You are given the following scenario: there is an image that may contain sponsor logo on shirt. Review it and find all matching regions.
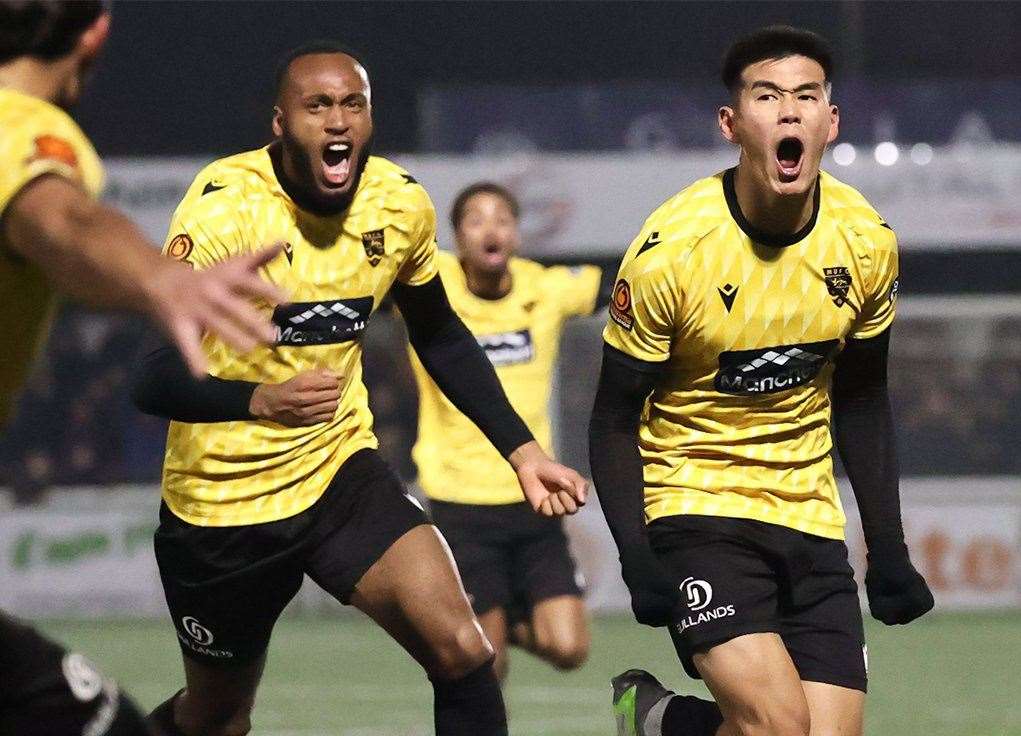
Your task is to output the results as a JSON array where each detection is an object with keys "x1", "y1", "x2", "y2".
[
  {"x1": 477, "y1": 329, "x2": 534, "y2": 366},
  {"x1": 715, "y1": 339, "x2": 839, "y2": 395},
  {"x1": 272, "y1": 296, "x2": 373, "y2": 345}
]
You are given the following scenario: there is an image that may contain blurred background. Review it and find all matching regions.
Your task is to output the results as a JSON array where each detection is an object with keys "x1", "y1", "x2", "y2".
[{"x1": 2, "y1": 2, "x2": 1019, "y2": 734}]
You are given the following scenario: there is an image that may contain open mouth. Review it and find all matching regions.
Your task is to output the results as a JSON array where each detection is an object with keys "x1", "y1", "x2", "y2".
[
  {"x1": 322, "y1": 141, "x2": 352, "y2": 187},
  {"x1": 481, "y1": 242, "x2": 508, "y2": 265},
  {"x1": 776, "y1": 137, "x2": 804, "y2": 183}
]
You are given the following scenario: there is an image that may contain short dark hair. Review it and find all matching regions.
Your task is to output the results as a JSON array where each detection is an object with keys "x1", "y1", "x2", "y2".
[
  {"x1": 274, "y1": 40, "x2": 369, "y2": 98},
  {"x1": 721, "y1": 25, "x2": 833, "y2": 92},
  {"x1": 450, "y1": 182, "x2": 520, "y2": 230},
  {"x1": 0, "y1": 0, "x2": 106, "y2": 64}
]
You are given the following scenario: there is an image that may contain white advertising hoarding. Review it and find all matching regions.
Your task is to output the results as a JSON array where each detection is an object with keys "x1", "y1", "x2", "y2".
[
  {"x1": 104, "y1": 147, "x2": 1021, "y2": 257},
  {"x1": 1, "y1": 479, "x2": 1017, "y2": 617}
]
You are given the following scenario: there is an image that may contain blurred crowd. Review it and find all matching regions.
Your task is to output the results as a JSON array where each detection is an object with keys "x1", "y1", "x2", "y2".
[{"x1": 2, "y1": 304, "x2": 1018, "y2": 505}]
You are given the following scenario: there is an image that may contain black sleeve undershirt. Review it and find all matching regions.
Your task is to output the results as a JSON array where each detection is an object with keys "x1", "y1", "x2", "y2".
[
  {"x1": 593, "y1": 261, "x2": 621, "y2": 313},
  {"x1": 587, "y1": 343, "x2": 664, "y2": 554},
  {"x1": 392, "y1": 274, "x2": 534, "y2": 458},
  {"x1": 131, "y1": 341, "x2": 258, "y2": 423},
  {"x1": 831, "y1": 327, "x2": 905, "y2": 551}
]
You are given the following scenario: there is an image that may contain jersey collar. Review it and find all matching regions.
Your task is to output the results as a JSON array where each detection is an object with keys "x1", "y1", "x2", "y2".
[{"x1": 723, "y1": 167, "x2": 821, "y2": 248}]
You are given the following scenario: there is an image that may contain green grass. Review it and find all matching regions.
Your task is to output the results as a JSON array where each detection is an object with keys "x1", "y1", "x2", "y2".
[{"x1": 38, "y1": 612, "x2": 1021, "y2": 736}]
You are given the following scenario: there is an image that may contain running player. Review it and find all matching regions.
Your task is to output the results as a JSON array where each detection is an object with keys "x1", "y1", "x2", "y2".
[
  {"x1": 0, "y1": 3, "x2": 284, "y2": 734},
  {"x1": 588, "y1": 26, "x2": 934, "y2": 736},
  {"x1": 131, "y1": 44, "x2": 587, "y2": 736},
  {"x1": 411, "y1": 182, "x2": 610, "y2": 681}
]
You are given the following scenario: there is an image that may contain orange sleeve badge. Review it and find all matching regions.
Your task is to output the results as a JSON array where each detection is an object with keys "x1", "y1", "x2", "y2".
[
  {"x1": 166, "y1": 233, "x2": 194, "y2": 261},
  {"x1": 609, "y1": 278, "x2": 634, "y2": 330},
  {"x1": 29, "y1": 135, "x2": 79, "y2": 169}
]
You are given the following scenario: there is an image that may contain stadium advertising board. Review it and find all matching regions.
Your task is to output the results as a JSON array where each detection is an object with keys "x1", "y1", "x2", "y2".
[{"x1": 1, "y1": 480, "x2": 1016, "y2": 616}]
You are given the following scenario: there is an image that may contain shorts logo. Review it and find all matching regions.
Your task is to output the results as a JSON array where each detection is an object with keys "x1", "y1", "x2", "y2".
[
  {"x1": 361, "y1": 229, "x2": 385, "y2": 266},
  {"x1": 609, "y1": 279, "x2": 634, "y2": 331},
  {"x1": 182, "y1": 616, "x2": 214, "y2": 645},
  {"x1": 61, "y1": 653, "x2": 104, "y2": 702},
  {"x1": 676, "y1": 580, "x2": 736, "y2": 633},
  {"x1": 889, "y1": 277, "x2": 899, "y2": 304},
  {"x1": 824, "y1": 266, "x2": 853, "y2": 307},
  {"x1": 681, "y1": 577, "x2": 713, "y2": 611},
  {"x1": 166, "y1": 234, "x2": 194, "y2": 262}
]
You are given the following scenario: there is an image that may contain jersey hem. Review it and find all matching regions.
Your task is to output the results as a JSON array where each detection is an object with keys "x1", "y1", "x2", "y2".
[
  {"x1": 161, "y1": 438, "x2": 378, "y2": 527},
  {"x1": 645, "y1": 503, "x2": 846, "y2": 541}
]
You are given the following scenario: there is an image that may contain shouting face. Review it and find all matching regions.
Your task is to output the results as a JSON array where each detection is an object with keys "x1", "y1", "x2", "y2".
[
  {"x1": 273, "y1": 52, "x2": 373, "y2": 213},
  {"x1": 719, "y1": 54, "x2": 838, "y2": 198},
  {"x1": 455, "y1": 191, "x2": 520, "y2": 276}
]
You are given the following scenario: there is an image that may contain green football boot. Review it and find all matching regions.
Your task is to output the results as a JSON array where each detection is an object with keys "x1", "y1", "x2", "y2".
[{"x1": 611, "y1": 668, "x2": 675, "y2": 736}]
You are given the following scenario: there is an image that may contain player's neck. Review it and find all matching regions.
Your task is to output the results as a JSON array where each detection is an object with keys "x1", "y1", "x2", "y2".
[
  {"x1": 0, "y1": 58, "x2": 70, "y2": 105},
  {"x1": 732, "y1": 162, "x2": 816, "y2": 238},
  {"x1": 462, "y1": 263, "x2": 512, "y2": 300}
]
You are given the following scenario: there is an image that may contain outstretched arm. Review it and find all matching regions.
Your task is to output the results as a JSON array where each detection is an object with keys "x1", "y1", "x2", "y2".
[
  {"x1": 392, "y1": 274, "x2": 587, "y2": 516},
  {"x1": 832, "y1": 328, "x2": 933, "y2": 624},
  {"x1": 3, "y1": 175, "x2": 285, "y2": 376},
  {"x1": 588, "y1": 343, "x2": 679, "y2": 626}
]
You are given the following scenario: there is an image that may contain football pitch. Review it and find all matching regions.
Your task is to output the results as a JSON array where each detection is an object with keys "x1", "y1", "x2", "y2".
[{"x1": 40, "y1": 612, "x2": 1020, "y2": 736}]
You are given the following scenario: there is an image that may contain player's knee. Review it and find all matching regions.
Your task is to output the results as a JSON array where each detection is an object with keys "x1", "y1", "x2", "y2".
[
  {"x1": 537, "y1": 633, "x2": 589, "y2": 671},
  {"x1": 732, "y1": 699, "x2": 810, "y2": 736},
  {"x1": 431, "y1": 619, "x2": 494, "y2": 680},
  {"x1": 179, "y1": 694, "x2": 255, "y2": 736}
]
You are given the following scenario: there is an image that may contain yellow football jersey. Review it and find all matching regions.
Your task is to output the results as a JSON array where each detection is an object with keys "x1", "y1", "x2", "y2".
[
  {"x1": 0, "y1": 89, "x2": 105, "y2": 426},
  {"x1": 412, "y1": 251, "x2": 600, "y2": 505},
  {"x1": 603, "y1": 168, "x2": 898, "y2": 540},
  {"x1": 160, "y1": 149, "x2": 438, "y2": 526}
]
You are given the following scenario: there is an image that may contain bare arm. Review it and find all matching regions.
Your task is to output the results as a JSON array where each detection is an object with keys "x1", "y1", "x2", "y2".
[{"x1": 3, "y1": 175, "x2": 286, "y2": 375}]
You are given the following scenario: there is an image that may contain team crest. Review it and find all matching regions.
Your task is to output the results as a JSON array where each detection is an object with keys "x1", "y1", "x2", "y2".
[
  {"x1": 824, "y1": 266, "x2": 852, "y2": 307},
  {"x1": 361, "y1": 229, "x2": 385, "y2": 266}
]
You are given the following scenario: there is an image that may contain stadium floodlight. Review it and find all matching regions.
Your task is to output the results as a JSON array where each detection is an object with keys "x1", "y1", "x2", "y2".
[
  {"x1": 832, "y1": 142, "x2": 856, "y2": 166},
  {"x1": 874, "y1": 142, "x2": 900, "y2": 166},
  {"x1": 910, "y1": 143, "x2": 934, "y2": 166}
]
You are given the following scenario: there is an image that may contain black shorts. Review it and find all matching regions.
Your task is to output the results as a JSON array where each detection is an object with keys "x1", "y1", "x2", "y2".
[
  {"x1": 429, "y1": 499, "x2": 583, "y2": 618},
  {"x1": 648, "y1": 515, "x2": 867, "y2": 692},
  {"x1": 0, "y1": 612, "x2": 149, "y2": 736},
  {"x1": 154, "y1": 449, "x2": 428, "y2": 666}
]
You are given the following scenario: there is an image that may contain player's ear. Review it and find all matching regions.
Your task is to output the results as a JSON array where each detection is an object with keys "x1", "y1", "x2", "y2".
[
  {"x1": 272, "y1": 106, "x2": 284, "y2": 137},
  {"x1": 77, "y1": 11, "x2": 111, "y2": 61},
  {"x1": 827, "y1": 104, "x2": 840, "y2": 144},
  {"x1": 718, "y1": 105, "x2": 739, "y2": 145}
]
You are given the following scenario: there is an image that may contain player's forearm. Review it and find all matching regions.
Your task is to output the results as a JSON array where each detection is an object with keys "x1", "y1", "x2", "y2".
[
  {"x1": 832, "y1": 329, "x2": 905, "y2": 547},
  {"x1": 393, "y1": 277, "x2": 534, "y2": 458},
  {"x1": 132, "y1": 343, "x2": 257, "y2": 423},
  {"x1": 588, "y1": 345, "x2": 660, "y2": 554},
  {"x1": 5, "y1": 177, "x2": 168, "y2": 312}
]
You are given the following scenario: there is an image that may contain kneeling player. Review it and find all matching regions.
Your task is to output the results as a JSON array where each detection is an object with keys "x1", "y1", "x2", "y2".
[
  {"x1": 589, "y1": 27, "x2": 933, "y2": 736},
  {"x1": 133, "y1": 45, "x2": 586, "y2": 736},
  {"x1": 411, "y1": 183, "x2": 611, "y2": 680}
]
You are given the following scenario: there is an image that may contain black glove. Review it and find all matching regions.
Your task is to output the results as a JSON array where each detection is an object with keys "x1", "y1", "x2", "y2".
[
  {"x1": 620, "y1": 545, "x2": 681, "y2": 627},
  {"x1": 864, "y1": 538, "x2": 934, "y2": 625}
]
